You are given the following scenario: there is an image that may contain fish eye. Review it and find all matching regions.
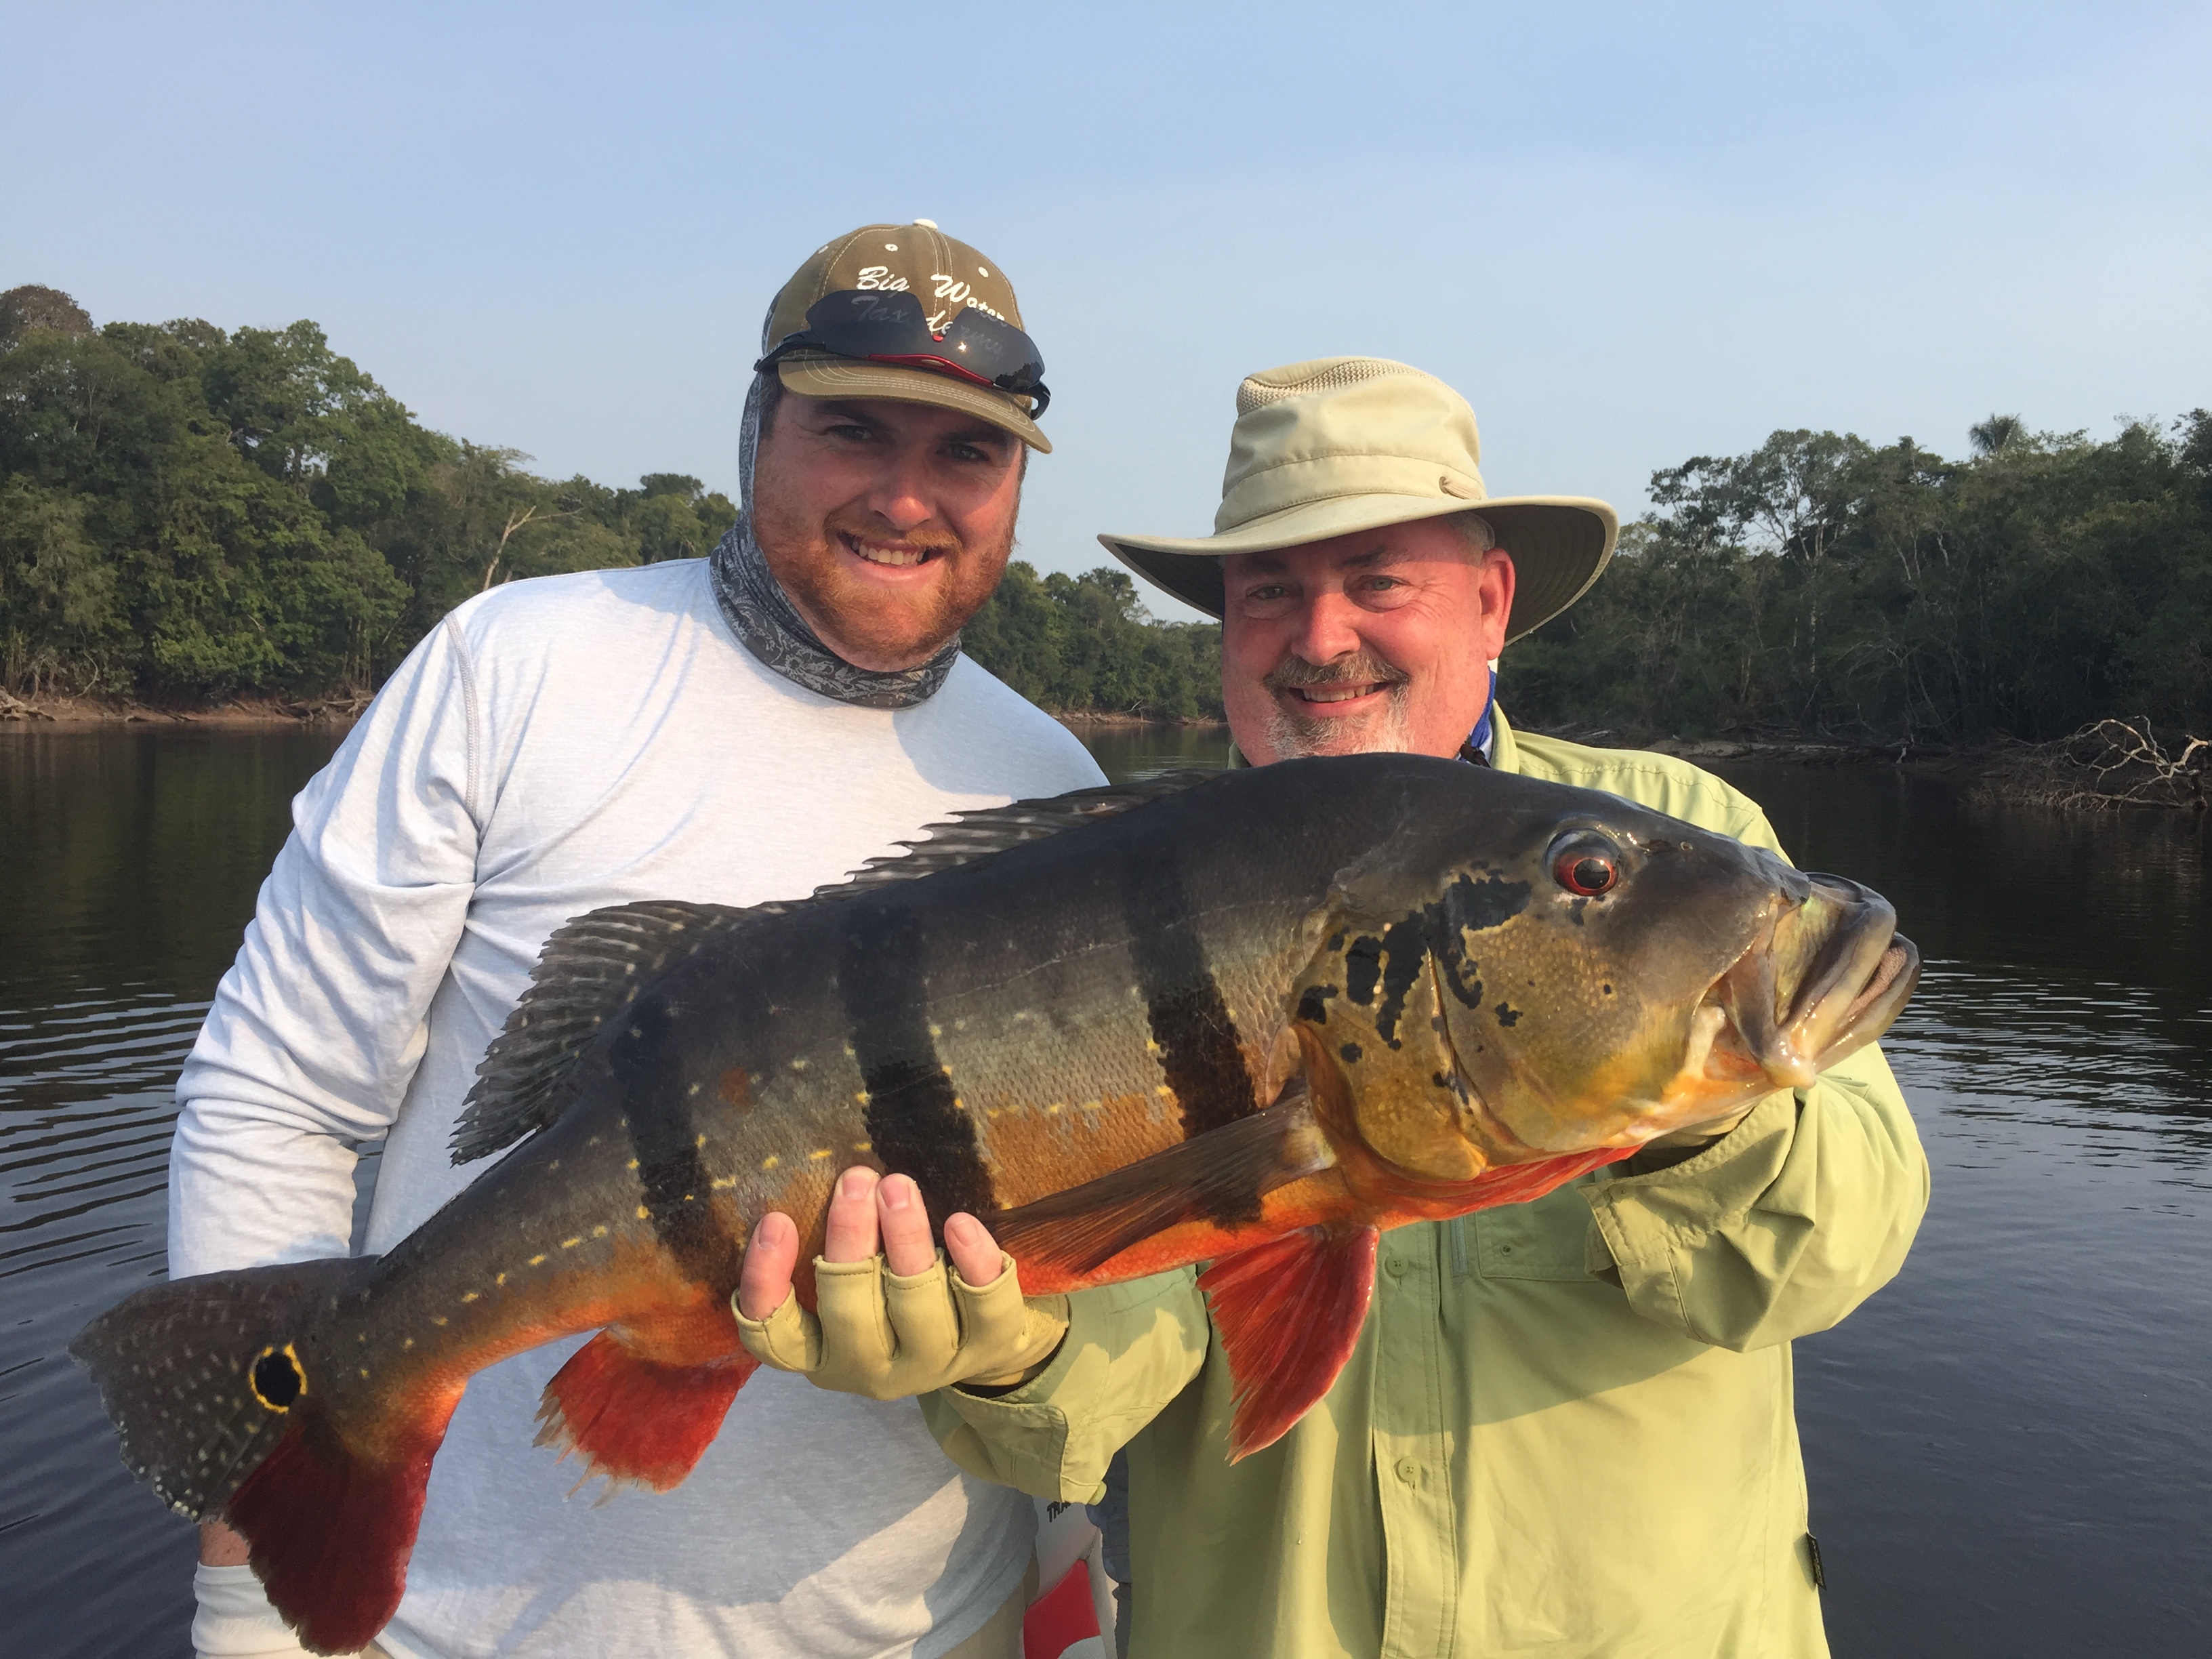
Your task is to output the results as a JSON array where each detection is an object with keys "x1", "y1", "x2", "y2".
[{"x1": 1550, "y1": 833, "x2": 1622, "y2": 897}]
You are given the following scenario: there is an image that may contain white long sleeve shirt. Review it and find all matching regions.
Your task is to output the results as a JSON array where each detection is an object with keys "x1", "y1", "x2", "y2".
[{"x1": 169, "y1": 559, "x2": 1107, "y2": 1659}]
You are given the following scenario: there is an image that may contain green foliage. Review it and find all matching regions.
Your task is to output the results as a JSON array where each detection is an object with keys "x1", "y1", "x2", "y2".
[
  {"x1": 0, "y1": 305, "x2": 743, "y2": 700},
  {"x1": 1509, "y1": 417, "x2": 2212, "y2": 742},
  {"x1": 16, "y1": 296, "x2": 2192, "y2": 739},
  {"x1": 964, "y1": 562, "x2": 1223, "y2": 719}
]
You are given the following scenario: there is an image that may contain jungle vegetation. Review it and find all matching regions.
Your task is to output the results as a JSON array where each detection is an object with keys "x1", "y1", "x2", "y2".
[{"x1": 4, "y1": 289, "x2": 2205, "y2": 738}]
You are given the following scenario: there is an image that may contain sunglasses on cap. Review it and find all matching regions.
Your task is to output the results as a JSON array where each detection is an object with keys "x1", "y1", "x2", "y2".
[{"x1": 754, "y1": 289, "x2": 1050, "y2": 417}]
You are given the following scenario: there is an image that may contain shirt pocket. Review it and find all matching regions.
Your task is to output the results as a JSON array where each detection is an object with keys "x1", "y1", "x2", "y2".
[{"x1": 1470, "y1": 1182, "x2": 1599, "y2": 1281}]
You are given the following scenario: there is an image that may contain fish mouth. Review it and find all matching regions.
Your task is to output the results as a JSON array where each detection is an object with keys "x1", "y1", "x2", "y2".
[{"x1": 1712, "y1": 875, "x2": 1920, "y2": 1090}]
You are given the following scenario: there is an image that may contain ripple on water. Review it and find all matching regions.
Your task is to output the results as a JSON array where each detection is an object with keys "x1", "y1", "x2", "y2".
[{"x1": 1, "y1": 987, "x2": 208, "y2": 1654}]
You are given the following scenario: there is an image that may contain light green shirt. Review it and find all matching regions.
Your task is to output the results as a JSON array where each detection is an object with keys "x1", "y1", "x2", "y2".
[{"x1": 924, "y1": 714, "x2": 1929, "y2": 1658}]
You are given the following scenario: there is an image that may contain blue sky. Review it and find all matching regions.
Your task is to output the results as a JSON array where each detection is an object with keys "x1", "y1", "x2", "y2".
[{"x1": 6, "y1": 2, "x2": 2208, "y2": 617}]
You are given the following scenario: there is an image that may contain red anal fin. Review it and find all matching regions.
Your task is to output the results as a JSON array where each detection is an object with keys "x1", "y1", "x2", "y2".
[
  {"x1": 990, "y1": 1077, "x2": 1328, "y2": 1286},
  {"x1": 1458, "y1": 1147, "x2": 1629, "y2": 1212},
  {"x1": 534, "y1": 1330, "x2": 758, "y2": 1496},
  {"x1": 1198, "y1": 1223, "x2": 1379, "y2": 1462},
  {"x1": 227, "y1": 1397, "x2": 453, "y2": 1656}
]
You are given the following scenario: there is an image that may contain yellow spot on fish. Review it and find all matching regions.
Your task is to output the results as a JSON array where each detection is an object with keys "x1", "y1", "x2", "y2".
[
  {"x1": 853, "y1": 1140, "x2": 872, "y2": 1151},
  {"x1": 562, "y1": 1236, "x2": 583, "y2": 1249},
  {"x1": 403, "y1": 1338, "x2": 414, "y2": 1351},
  {"x1": 432, "y1": 1316, "x2": 448, "y2": 1327},
  {"x1": 929, "y1": 1023, "x2": 943, "y2": 1038},
  {"x1": 843, "y1": 1043, "x2": 857, "y2": 1059},
  {"x1": 762, "y1": 1155, "x2": 779, "y2": 1170},
  {"x1": 1145, "y1": 1038, "x2": 1162, "y2": 1056},
  {"x1": 1046, "y1": 1103, "x2": 1061, "y2": 1115},
  {"x1": 941, "y1": 1063, "x2": 954, "y2": 1076},
  {"x1": 636, "y1": 1205, "x2": 651, "y2": 1219},
  {"x1": 592, "y1": 1225, "x2": 609, "y2": 1237},
  {"x1": 359, "y1": 1368, "x2": 369, "y2": 1379},
  {"x1": 628, "y1": 1159, "x2": 639, "y2": 1170},
  {"x1": 495, "y1": 1273, "x2": 507, "y2": 1286},
  {"x1": 529, "y1": 1254, "x2": 548, "y2": 1266},
  {"x1": 689, "y1": 1082, "x2": 701, "y2": 1097},
  {"x1": 791, "y1": 1058, "x2": 808, "y2": 1071},
  {"x1": 810, "y1": 1149, "x2": 832, "y2": 1160},
  {"x1": 696, "y1": 1134, "x2": 707, "y2": 1148},
  {"x1": 712, "y1": 1175, "x2": 736, "y2": 1189},
  {"x1": 462, "y1": 1291, "x2": 479, "y2": 1303},
  {"x1": 855, "y1": 1090, "x2": 871, "y2": 1105}
]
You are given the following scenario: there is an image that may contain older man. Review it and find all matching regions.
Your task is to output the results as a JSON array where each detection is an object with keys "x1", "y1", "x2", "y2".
[
  {"x1": 172, "y1": 222, "x2": 1103, "y2": 1659},
  {"x1": 739, "y1": 359, "x2": 1928, "y2": 1658}
]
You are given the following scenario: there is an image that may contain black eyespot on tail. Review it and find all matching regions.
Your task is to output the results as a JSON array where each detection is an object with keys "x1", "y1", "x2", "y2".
[{"x1": 251, "y1": 1347, "x2": 304, "y2": 1411}]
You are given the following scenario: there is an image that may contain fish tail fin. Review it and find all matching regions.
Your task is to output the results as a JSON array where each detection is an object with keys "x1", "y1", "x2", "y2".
[
  {"x1": 1199, "y1": 1223, "x2": 1380, "y2": 1460},
  {"x1": 71, "y1": 1258, "x2": 455, "y2": 1655},
  {"x1": 534, "y1": 1328, "x2": 758, "y2": 1496},
  {"x1": 227, "y1": 1392, "x2": 455, "y2": 1654}
]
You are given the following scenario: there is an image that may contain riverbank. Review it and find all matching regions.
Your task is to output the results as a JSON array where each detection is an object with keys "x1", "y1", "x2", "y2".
[
  {"x1": 0, "y1": 691, "x2": 369, "y2": 726},
  {"x1": 7, "y1": 696, "x2": 2197, "y2": 815},
  {"x1": 0, "y1": 693, "x2": 1218, "y2": 733}
]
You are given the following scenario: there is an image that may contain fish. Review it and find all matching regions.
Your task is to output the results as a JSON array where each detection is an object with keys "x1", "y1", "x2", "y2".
[{"x1": 72, "y1": 753, "x2": 1919, "y2": 1654}]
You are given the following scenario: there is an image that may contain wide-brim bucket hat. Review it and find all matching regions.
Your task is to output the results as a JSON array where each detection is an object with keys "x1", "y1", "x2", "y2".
[{"x1": 1101, "y1": 357, "x2": 1616, "y2": 640}]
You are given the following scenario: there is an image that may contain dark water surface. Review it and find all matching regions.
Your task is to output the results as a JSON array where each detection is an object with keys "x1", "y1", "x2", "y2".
[{"x1": 1, "y1": 729, "x2": 2206, "y2": 1657}]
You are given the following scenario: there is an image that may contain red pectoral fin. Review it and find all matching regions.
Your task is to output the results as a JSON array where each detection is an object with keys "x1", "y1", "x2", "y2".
[
  {"x1": 534, "y1": 1331, "x2": 758, "y2": 1496},
  {"x1": 1198, "y1": 1223, "x2": 1379, "y2": 1461}
]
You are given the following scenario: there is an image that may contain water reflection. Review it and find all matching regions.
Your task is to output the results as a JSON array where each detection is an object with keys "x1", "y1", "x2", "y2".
[
  {"x1": 0, "y1": 728, "x2": 346, "y2": 1658},
  {"x1": 1069, "y1": 719, "x2": 1235, "y2": 782},
  {"x1": 1, "y1": 730, "x2": 2206, "y2": 1658}
]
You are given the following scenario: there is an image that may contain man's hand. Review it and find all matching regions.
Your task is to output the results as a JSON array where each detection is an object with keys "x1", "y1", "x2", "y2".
[{"x1": 734, "y1": 1169, "x2": 1067, "y2": 1398}]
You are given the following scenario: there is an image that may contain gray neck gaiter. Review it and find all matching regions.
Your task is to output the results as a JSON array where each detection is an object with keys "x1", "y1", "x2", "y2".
[{"x1": 708, "y1": 368, "x2": 960, "y2": 710}]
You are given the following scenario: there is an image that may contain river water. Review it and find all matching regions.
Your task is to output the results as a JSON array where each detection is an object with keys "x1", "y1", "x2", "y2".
[{"x1": 1, "y1": 727, "x2": 2205, "y2": 1657}]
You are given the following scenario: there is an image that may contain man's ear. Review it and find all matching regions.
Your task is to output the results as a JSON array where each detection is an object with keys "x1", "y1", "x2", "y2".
[{"x1": 1481, "y1": 550, "x2": 1517, "y2": 657}]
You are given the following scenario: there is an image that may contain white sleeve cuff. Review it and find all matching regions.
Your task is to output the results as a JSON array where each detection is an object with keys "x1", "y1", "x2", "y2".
[{"x1": 191, "y1": 1563, "x2": 323, "y2": 1658}]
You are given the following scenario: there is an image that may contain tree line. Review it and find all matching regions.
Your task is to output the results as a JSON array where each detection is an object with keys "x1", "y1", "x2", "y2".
[
  {"x1": 1509, "y1": 413, "x2": 2211, "y2": 743},
  {"x1": 0, "y1": 288, "x2": 1222, "y2": 719},
  {"x1": 5, "y1": 287, "x2": 2205, "y2": 738}
]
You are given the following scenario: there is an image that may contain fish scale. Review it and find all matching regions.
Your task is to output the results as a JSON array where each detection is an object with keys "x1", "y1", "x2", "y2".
[{"x1": 71, "y1": 754, "x2": 1919, "y2": 1656}]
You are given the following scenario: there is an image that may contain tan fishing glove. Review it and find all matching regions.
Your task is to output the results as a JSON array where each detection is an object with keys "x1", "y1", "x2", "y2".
[{"x1": 734, "y1": 1250, "x2": 1068, "y2": 1399}]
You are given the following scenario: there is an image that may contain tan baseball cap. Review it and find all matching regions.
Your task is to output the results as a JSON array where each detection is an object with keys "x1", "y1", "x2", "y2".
[
  {"x1": 764, "y1": 220, "x2": 1050, "y2": 453},
  {"x1": 1101, "y1": 357, "x2": 1617, "y2": 641}
]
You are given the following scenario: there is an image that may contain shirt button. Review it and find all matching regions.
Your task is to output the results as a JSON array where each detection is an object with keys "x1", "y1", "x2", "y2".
[
  {"x1": 1395, "y1": 1458, "x2": 1421, "y2": 1485},
  {"x1": 1383, "y1": 1256, "x2": 1409, "y2": 1279}
]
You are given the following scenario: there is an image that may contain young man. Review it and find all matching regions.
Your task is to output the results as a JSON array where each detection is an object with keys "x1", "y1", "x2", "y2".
[
  {"x1": 173, "y1": 222, "x2": 1104, "y2": 1659},
  {"x1": 737, "y1": 359, "x2": 1930, "y2": 1658}
]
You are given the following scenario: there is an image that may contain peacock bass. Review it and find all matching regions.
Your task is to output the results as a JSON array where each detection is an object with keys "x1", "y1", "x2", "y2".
[{"x1": 74, "y1": 753, "x2": 1919, "y2": 1654}]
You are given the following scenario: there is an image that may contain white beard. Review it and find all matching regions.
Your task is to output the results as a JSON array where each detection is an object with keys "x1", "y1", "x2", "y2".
[{"x1": 1261, "y1": 684, "x2": 1417, "y2": 759}]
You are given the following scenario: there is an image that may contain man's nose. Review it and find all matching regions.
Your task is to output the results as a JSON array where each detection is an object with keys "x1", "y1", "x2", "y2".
[
  {"x1": 1286, "y1": 590, "x2": 1366, "y2": 664},
  {"x1": 862, "y1": 447, "x2": 937, "y2": 534}
]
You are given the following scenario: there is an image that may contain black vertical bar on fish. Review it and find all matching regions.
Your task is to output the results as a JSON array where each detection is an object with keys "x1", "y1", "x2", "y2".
[
  {"x1": 1120, "y1": 842, "x2": 1260, "y2": 1141},
  {"x1": 838, "y1": 900, "x2": 998, "y2": 1223},
  {"x1": 609, "y1": 987, "x2": 741, "y2": 1283}
]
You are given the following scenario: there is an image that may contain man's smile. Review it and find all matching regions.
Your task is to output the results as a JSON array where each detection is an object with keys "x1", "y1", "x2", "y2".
[
  {"x1": 838, "y1": 531, "x2": 943, "y2": 570},
  {"x1": 1286, "y1": 682, "x2": 1391, "y2": 706}
]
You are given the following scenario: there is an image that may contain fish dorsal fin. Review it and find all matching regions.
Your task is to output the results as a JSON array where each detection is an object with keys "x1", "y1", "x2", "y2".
[
  {"x1": 815, "y1": 771, "x2": 1221, "y2": 900},
  {"x1": 454, "y1": 775, "x2": 1221, "y2": 1164},
  {"x1": 453, "y1": 900, "x2": 764, "y2": 1164}
]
